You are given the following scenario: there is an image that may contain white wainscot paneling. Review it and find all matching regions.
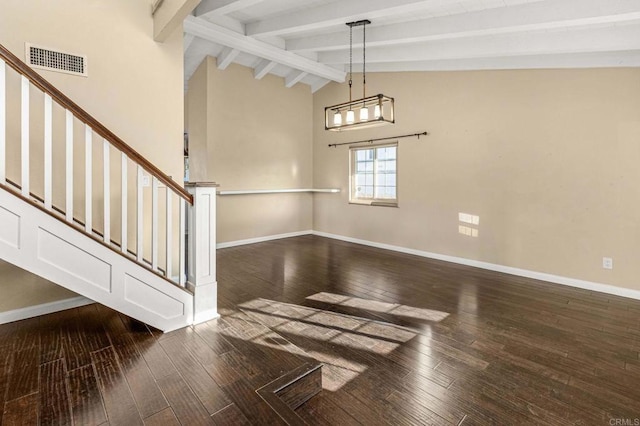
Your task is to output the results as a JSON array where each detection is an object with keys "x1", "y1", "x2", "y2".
[
  {"x1": 37, "y1": 228, "x2": 112, "y2": 293},
  {"x1": 124, "y1": 273, "x2": 185, "y2": 320},
  {"x1": 0, "y1": 206, "x2": 20, "y2": 248}
]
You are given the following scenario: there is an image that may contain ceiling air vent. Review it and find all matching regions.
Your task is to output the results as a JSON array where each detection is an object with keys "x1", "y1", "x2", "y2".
[{"x1": 25, "y1": 43, "x2": 88, "y2": 77}]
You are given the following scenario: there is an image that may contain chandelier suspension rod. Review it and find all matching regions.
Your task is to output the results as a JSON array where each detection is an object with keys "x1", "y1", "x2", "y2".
[
  {"x1": 348, "y1": 24, "x2": 353, "y2": 106},
  {"x1": 362, "y1": 21, "x2": 366, "y2": 101},
  {"x1": 328, "y1": 132, "x2": 428, "y2": 148}
]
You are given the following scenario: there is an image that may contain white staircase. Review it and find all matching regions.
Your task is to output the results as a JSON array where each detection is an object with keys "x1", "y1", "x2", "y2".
[{"x1": 0, "y1": 44, "x2": 217, "y2": 332}]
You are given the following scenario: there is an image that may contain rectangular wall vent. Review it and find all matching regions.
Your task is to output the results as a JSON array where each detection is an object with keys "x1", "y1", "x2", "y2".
[{"x1": 25, "y1": 43, "x2": 88, "y2": 77}]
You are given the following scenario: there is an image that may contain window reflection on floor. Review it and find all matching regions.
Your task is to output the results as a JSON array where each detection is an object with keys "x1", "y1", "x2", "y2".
[
  {"x1": 232, "y1": 298, "x2": 429, "y2": 391},
  {"x1": 306, "y1": 292, "x2": 450, "y2": 322}
]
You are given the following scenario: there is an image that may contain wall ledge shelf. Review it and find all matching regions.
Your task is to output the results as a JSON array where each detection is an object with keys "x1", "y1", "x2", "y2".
[{"x1": 217, "y1": 188, "x2": 340, "y2": 195}]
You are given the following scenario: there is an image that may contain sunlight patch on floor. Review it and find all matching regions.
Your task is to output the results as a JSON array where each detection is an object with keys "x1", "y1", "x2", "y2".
[
  {"x1": 306, "y1": 292, "x2": 450, "y2": 322},
  {"x1": 238, "y1": 298, "x2": 417, "y2": 348},
  {"x1": 235, "y1": 298, "x2": 422, "y2": 391}
]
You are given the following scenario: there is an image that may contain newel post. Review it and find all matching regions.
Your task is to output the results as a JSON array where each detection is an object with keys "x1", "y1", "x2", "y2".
[{"x1": 186, "y1": 182, "x2": 220, "y2": 324}]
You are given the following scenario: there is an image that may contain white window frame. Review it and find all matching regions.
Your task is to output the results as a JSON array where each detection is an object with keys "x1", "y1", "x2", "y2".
[{"x1": 349, "y1": 142, "x2": 398, "y2": 206}]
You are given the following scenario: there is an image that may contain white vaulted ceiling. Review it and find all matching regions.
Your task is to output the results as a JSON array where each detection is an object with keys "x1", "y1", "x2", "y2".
[{"x1": 183, "y1": 0, "x2": 640, "y2": 91}]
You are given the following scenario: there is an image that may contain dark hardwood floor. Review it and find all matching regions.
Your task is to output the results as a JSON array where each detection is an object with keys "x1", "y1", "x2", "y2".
[{"x1": 1, "y1": 235, "x2": 640, "y2": 425}]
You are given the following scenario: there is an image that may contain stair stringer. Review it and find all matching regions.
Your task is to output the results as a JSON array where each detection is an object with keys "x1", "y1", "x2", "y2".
[{"x1": 0, "y1": 187, "x2": 193, "y2": 332}]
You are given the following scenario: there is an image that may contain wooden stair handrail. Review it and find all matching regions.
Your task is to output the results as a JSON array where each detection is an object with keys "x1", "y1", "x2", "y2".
[{"x1": 0, "y1": 43, "x2": 193, "y2": 204}]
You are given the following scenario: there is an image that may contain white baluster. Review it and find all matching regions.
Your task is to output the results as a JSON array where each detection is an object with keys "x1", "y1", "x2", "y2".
[
  {"x1": 179, "y1": 197, "x2": 186, "y2": 286},
  {"x1": 166, "y1": 189, "x2": 172, "y2": 279},
  {"x1": 44, "y1": 94, "x2": 52, "y2": 210},
  {"x1": 0, "y1": 59, "x2": 5, "y2": 184},
  {"x1": 65, "y1": 110, "x2": 73, "y2": 222},
  {"x1": 84, "y1": 126, "x2": 92, "y2": 233},
  {"x1": 21, "y1": 76, "x2": 29, "y2": 197},
  {"x1": 136, "y1": 165, "x2": 143, "y2": 262},
  {"x1": 121, "y1": 153, "x2": 127, "y2": 254},
  {"x1": 152, "y1": 176, "x2": 158, "y2": 271},
  {"x1": 103, "y1": 140, "x2": 110, "y2": 244}
]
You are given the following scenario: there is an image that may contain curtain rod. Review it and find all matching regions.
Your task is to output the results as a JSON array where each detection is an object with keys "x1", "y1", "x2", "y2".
[{"x1": 328, "y1": 131, "x2": 428, "y2": 148}]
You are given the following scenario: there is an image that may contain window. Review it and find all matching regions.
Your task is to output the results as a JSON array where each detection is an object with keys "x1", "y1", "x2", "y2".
[{"x1": 350, "y1": 143, "x2": 397, "y2": 205}]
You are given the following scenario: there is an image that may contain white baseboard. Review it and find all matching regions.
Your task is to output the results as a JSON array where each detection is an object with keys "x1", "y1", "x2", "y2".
[
  {"x1": 0, "y1": 296, "x2": 94, "y2": 325},
  {"x1": 217, "y1": 230, "x2": 313, "y2": 249},
  {"x1": 312, "y1": 231, "x2": 640, "y2": 301}
]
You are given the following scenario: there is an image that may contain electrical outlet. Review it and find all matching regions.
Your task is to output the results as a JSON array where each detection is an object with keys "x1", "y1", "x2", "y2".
[
  {"x1": 142, "y1": 175, "x2": 150, "y2": 187},
  {"x1": 602, "y1": 257, "x2": 613, "y2": 270}
]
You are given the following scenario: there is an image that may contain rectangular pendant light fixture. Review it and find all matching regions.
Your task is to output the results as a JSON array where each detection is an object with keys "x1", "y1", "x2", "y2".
[
  {"x1": 324, "y1": 19, "x2": 395, "y2": 131},
  {"x1": 325, "y1": 94, "x2": 394, "y2": 131}
]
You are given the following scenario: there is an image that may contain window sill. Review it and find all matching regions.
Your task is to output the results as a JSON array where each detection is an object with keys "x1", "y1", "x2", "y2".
[{"x1": 349, "y1": 200, "x2": 398, "y2": 208}]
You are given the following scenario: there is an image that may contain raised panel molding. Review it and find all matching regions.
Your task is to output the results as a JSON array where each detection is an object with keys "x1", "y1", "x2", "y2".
[
  {"x1": 124, "y1": 273, "x2": 185, "y2": 320},
  {"x1": 0, "y1": 206, "x2": 20, "y2": 249},
  {"x1": 37, "y1": 228, "x2": 112, "y2": 293},
  {"x1": 200, "y1": 193, "x2": 212, "y2": 278}
]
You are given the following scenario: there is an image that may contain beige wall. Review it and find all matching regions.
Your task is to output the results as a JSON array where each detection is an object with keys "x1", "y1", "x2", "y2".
[
  {"x1": 186, "y1": 58, "x2": 211, "y2": 183},
  {"x1": 0, "y1": 0, "x2": 184, "y2": 180},
  {"x1": 0, "y1": 0, "x2": 186, "y2": 309},
  {"x1": 187, "y1": 59, "x2": 313, "y2": 243},
  {"x1": 0, "y1": 261, "x2": 78, "y2": 313},
  {"x1": 313, "y1": 69, "x2": 640, "y2": 291}
]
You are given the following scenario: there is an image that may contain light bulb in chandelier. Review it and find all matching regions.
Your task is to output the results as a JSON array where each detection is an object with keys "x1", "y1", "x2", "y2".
[
  {"x1": 346, "y1": 110, "x2": 355, "y2": 124},
  {"x1": 333, "y1": 111, "x2": 342, "y2": 126},
  {"x1": 374, "y1": 104, "x2": 381, "y2": 119},
  {"x1": 360, "y1": 107, "x2": 369, "y2": 122}
]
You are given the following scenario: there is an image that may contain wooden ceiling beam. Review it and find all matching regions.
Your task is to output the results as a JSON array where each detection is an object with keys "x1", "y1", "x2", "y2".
[{"x1": 184, "y1": 16, "x2": 346, "y2": 82}]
